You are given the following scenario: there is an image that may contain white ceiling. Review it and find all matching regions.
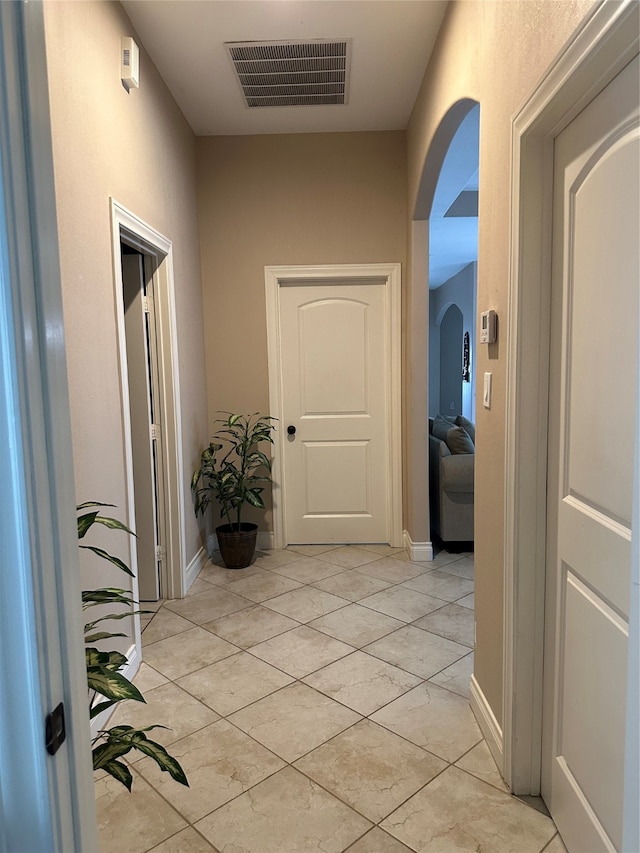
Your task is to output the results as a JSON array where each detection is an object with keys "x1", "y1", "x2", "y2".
[
  {"x1": 121, "y1": 0, "x2": 448, "y2": 136},
  {"x1": 121, "y1": 0, "x2": 476, "y2": 289}
]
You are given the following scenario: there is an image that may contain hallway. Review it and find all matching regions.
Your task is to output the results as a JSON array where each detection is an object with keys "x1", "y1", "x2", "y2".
[{"x1": 95, "y1": 545, "x2": 564, "y2": 852}]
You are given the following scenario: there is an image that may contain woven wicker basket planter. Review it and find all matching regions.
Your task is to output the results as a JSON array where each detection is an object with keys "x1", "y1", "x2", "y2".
[{"x1": 216, "y1": 522, "x2": 258, "y2": 569}]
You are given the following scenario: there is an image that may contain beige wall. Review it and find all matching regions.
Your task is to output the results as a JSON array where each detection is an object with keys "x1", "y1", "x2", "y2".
[
  {"x1": 44, "y1": 2, "x2": 207, "y2": 625},
  {"x1": 406, "y1": 0, "x2": 594, "y2": 724},
  {"x1": 196, "y1": 131, "x2": 407, "y2": 525},
  {"x1": 42, "y1": 0, "x2": 596, "y2": 735}
]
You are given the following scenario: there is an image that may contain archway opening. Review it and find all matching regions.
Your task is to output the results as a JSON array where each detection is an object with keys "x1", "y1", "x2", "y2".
[
  {"x1": 404, "y1": 97, "x2": 480, "y2": 561},
  {"x1": 428, "y1": 104, "x2": 479, "y2": 425},
  {"x1": 414, "y1": 100, "x2": 480, "y2": 552}
]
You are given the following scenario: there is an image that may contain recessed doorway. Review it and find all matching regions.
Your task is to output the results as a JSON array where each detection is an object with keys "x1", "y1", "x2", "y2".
[
  {"x1": 120, "y1": 243, "x2": 165, "y2": 601},
  {"x1": 110, "y1": 200, "x2": 186, "y2": 606}
]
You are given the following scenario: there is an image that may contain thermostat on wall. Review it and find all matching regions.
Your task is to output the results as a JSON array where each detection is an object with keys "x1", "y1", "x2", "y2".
[{"x1": 480, "y1": 310, "x2": 497, "y2": 344}]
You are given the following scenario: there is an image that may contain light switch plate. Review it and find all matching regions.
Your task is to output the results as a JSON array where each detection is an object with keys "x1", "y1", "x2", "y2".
[{"x1": 483, "y1": 372, "x2": 492, "y2": 408}]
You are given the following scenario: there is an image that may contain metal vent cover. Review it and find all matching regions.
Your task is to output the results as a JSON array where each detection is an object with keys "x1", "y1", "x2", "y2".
[{"x1": 225, "y1": 39, "x2": 351, "y2": 108}]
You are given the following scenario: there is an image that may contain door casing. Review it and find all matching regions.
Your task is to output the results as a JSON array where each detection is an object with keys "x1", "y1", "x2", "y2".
[
  {"x1": 504, "y1": 3, "x2": 639, "y2": 846},
  {"x1": 110, "y1": 200, "x2": 186, "y2": 611},
  {"x1": 0, "y1": 2, "x2": 98, "y2": 848},
  {"x1": 265, "y1": 263, "x2": 403, "y2": 550}
]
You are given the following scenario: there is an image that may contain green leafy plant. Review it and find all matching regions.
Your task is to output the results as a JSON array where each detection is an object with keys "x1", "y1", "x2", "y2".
[
  {"x1": 191, "y1": 412, "x2": 276, "y2": 530},
  {"x1": 80, "y1": 501, "x2": 188, "y2": 791}
]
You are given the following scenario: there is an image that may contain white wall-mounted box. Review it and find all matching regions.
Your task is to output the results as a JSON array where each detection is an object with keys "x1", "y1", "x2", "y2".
[
  {"x1": 121, "y1": 36, "x2": 139, "y2": 90},
  {"x1": 480, "y1": 309, "x2": 497, "y2": 343}
]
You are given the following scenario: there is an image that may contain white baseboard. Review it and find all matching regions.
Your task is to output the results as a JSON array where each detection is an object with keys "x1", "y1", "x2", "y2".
[
  {"x1": 403, "y1": 530, "x2": 434, "y2": 562},
  {"x1": 206, "y1": 533, "x2": 216, "y2": 557},
  {"x1": 90, "y1": 641, "x2": 140, "y2": 738},
  {"x1": 470, "y1": 673, "x2": 505, "y2": 779},
  {"x1": 257, "y1": 530, "x2": 274, "y2": 551},
  {"x1": 185, "y1": 546, "x2": 208, "y2": 593},
  {"x1": 207, "y1": 529, "x2": 274, "y2": 555}
]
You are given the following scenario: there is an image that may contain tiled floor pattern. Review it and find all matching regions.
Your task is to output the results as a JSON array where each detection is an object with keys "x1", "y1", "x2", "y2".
[{"x1": 96, "y1": 545, "x2": 566, "y2": 853}]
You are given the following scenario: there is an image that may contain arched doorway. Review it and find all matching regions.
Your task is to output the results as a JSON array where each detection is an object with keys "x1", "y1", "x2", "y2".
[
  {"x1": 428, "y1": 104, "x2": 479, "y2": 427},
  {"x1": 404, "y1": 97, "x2": 480, "y2": 561},
  {"x1": 417, "y1": 100, "x2": 480, "y2": 551}
]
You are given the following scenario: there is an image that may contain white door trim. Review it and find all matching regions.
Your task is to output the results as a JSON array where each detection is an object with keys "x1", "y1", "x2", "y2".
[
  {"x1": 265, "y1": 263, "x2": 403, "y2": 550},
  {"x1": 110, "y1": 200, "x2": 186, "y2": 609},
  {"x1": 0, "y1": 2, "x2": 98, "y2": 848},
  {"x1": 504, "y1": 0, "x2": 639, "y2": 807}
]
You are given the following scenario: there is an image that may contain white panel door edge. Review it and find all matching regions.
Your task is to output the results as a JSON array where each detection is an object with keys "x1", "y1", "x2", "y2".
[
  {"x1": 542, "y1": 54, "x2": 638, "y2": 852},
  {"x1": 265, "y1": 263, "x2": 402, "y2": 549},
  {"x1": 504, "y1": 0, "x2": 639, "y2": 799},
  {"x1": 0, "y1": 2, "x2": 98, "y2": 848}
]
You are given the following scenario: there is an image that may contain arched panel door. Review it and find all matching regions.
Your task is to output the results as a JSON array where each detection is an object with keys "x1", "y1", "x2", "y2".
[
  {"x1": 279, "y1": 281, "x2": 389, "y2": 544},
  {"x1": 542, "y1": 54, "x2": 639, "y2": 852}
]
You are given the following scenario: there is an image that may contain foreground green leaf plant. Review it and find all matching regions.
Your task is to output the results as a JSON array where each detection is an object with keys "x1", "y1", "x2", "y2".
[{"x1": 80, "y1": 502, "x2": 188, "y2": 790}]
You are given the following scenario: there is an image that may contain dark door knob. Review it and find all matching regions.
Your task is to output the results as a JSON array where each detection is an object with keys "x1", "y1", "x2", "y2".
[{"x1": 287, "y1": 425, "x2": 296, "y2": 435}]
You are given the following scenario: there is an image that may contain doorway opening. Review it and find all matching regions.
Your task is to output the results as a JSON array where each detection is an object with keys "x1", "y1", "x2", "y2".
[
  {"x1": 428, "y1": 105, "x2": 479, "y2": 425},
  {"x1": 121, "y1": 243, "x2": 165, "y2": 601},
  {"x1": 426, "y1": 103, "x2": 480, "y2": 550},
  {"x1": 110, "y1": 200, "x2": 186, "y2": 608}
]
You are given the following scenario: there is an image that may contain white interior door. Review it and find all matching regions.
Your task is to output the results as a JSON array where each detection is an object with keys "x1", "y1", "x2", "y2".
[
  {"x1": 279, "y1": 280, "x2": 390, "y2": 544},
  {"x1": 542, "y1": 54, "x2": 639, "y2": 852}
]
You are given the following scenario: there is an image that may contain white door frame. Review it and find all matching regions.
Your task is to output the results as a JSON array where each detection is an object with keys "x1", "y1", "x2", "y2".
[
  {"x1": 504, "y1": 1, "x2": 639, "y2": 831},
  {"x1": 110, "y1": 200, "x2": 186, "y2": 606},
  {"x1": 265, "y1": 263, "x2": 403, "y2": 550},
  {"x1": 0, "y1": 2, "x2": 98, "y2": 848}
]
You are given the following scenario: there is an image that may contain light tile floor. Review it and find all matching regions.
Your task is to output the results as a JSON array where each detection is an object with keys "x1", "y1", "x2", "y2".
[{"x1": 96, "y1": 545, "x2": 567, "y2": 853}]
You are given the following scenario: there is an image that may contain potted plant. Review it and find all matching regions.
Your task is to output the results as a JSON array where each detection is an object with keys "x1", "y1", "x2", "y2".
[
  {"x1": 191, "y1": 412, "x2": 276, "y2": 568},
  {"x1": 79, "y1": 502, "x2": 188, "y2": 791}
]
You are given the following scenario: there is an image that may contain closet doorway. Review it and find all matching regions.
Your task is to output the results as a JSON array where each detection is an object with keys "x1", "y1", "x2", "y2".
[
  {"x1": 121, "y1": 244, "x2": 165, "y2": 601},
  {"x1": 111, "y1": 199, "x2": 185, "y2": 603}
]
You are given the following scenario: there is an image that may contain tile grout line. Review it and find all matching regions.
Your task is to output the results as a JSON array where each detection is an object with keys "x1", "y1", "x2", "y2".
[
  {"x1": 124, "y1": 567, "x2": 555, "y2": 853},
  {"x1": 134, "y1": 659, "x2": 483, "y2": 834},
  {"x1": 135, "y1": 686, "x2": 454, "y2": 851},
  {"x1": 102, "y1": 547, "x2": 542, "y2": 853},
  {"x1": 141, "y1": 585, "x2": 475, "y2": 708},
  {"x1": 134, "y1": 634, "x2": 480, "y2": 844}
]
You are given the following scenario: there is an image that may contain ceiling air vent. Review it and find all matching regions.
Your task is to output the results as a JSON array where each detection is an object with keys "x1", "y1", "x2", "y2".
[{"x1": 225, "y1": 39, "x2": 351, "y2": 108}]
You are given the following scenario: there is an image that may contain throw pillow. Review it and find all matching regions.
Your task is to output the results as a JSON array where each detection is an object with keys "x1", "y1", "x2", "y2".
[
  {"x1": 456, "y1": 415, "x2": 476, "y2": 443},
  {"x1": 433, "y1": 415, "x2": 457, "y2": 441},
  {"x1": 445, "y1": 426, "x2": 475, "y2": 455}
]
